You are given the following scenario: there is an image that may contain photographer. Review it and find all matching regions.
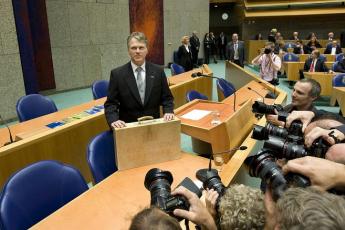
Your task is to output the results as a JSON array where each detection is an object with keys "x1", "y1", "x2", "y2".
[
  {"x1": 266, "y1": 79, "x2": 321, "y2": 126},
  {"x1": 252, "y1": 42, "x2": 281, "y2": 85}
]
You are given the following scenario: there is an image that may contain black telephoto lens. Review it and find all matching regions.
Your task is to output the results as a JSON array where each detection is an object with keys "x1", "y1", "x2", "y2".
[
  {"x1": 196, "y1": 169, "x2": 225, "y2": 196},
  {"x1": 252, "y1": 101, "x2": 277, "y2": 115},
  {"x1": 263, "y1": 137, "x2": 308, "y2": 159}
]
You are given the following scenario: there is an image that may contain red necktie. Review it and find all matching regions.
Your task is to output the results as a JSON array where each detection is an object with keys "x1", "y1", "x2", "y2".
[{"x1": 309, "y1": 60, "x2": 315, "y2": 72}]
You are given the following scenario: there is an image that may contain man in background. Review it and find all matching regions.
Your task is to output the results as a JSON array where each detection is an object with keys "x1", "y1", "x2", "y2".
[
  {"x1": 190, "y1": 31, "x2": 200, "y2": 67},
  {"x1": 218, "y1": 32, "x2": 227, "y2": 60},
  {"x1": 324, "y1": 40, "x2": 342, "y2": 55},
  {"x1": 226, "y1": 33, "x2": 245, "y2": 67}
]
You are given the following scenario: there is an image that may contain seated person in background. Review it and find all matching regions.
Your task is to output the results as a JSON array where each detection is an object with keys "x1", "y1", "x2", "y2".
[
  {"x1": 306, "y1": 32, "x2": 317, "y2": 40},
  {"x1": 290, "y1": 31, "x2": 299, "y2": 40},
  {"x1": 306, "y1": 36, "x2": 322, "y2": 51},
  {"x1": 255, "y1": 33, "x2": 263, "y2": 40},
  {"x1": 267, "y1": 78, "x2": 321, "y2": 126},
  {"x1": 303, "y1": 50, "x2": 329, "y2": 73},
  {"x1": 129, "y1": 207, "x2": 182, "y2": 230},
  {"x1": 293, "y1": 40, "x2": 310, "y2": 54},
  {"x1": 324, "y1": 40, "x2": 342, "y2": 55},
  {"x1": 266, "y1": 187, "x2": 345, "y2": 230},
  {"x1": 252, "y1": 42, "x2": 281, "y2": 85},
  {"x1": 268, "y1": 28, "x2": 277, "y2": 43},
  {"x1": 328, "y1": 31, "x2": 335, "y2": 41},
  {"x1": 335, "y1": 56, "x2": 345, "y2": 73},
  {"x1": 274, "y1": 40, "x2": 287, "y2": 55},
  {"x1": 177, "y1": 36, "x2": 193, "y2": 71}
]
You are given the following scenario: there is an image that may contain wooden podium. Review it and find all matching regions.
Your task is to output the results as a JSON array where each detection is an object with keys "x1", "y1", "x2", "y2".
[
  {"x1": 114, "y1": 118, "x2": 181, "y2": 170},
  {"x1": 175, "y1": 99, "x2": 255, "y2": 163}
]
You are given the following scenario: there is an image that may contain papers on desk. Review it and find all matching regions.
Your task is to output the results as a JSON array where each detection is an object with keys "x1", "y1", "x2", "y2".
[{"x1": 181, "y1": 109, "x2": 212, "y2": 120}]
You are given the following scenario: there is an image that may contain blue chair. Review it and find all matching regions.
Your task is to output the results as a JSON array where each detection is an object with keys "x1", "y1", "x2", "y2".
[
  {"x1": 336, "y1": 53, "x2": 344, "y2": 62},
  {"x1": 171, "y1": 63, "x2": 185, "y2": 76},
  {"x1": 87, "y1": 130, "x2": 117, "y2": 184},
  {"x1": 173, "y1": 51, "x2": 179, "y2": 64},
  {"x1": 92, "y1": 80, "x2": 109, "y2": 100},
  {"x1": 16, "y1": 94, "x2": 58, "y2": 122},
  {"x1": 0, "y1": 160, "x2": 88, "y2": 230},
  {"x1": 332, "y1": 61, "x2": 339, "y2": 72},
  {"x1": 217, "y1": 79, "x2": 236, "y2": 101},
  {"x1": 319, "y1": 55, "x2": 326, "y2": 62},
  {"x1": 282, "y1": 53, "x2": 299, "y2": 62},
  {"x1": 186, "y1": 90, "x2": 208, "y2": 102},
  {"x1": 333, "y1": 73, "x2": 345, "y2": 87}
]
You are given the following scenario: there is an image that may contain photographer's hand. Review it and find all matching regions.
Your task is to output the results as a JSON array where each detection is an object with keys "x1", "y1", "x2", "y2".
[
  {"x1": 286, "y1": 111, "x2": 315, "y2": 132},
  {"x1": 304, "y1": 126, "x2": 341, "y2": 147},
  {"x1": 172, "y1": 186, "x2": 217, "y2": 230},
  {"x1": 205, "y1": 189, "x2": 219, "y2": 219},
  {"x1": 263, "y1": 188, "x2": 278, "y2": 230},
  {"x1": 282, "y1": 156, "x2": 345, "y2": 191}
]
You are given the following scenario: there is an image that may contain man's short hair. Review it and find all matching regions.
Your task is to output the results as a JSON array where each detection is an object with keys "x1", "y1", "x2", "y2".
[
  {"x1": 265, "y1": 42, "x2": 275, "y2": 49},
  {"x1": 312, "y1": 49, "x2": 320, "y2": 58},
  {"x1": 277, "y1": 187, "x2": 345, "y2": 230},
  {"x1": 127, "y1": 32, "x2": 148, "y2": 48},
  {"x1": 218, "y1": 184, "x2": 265, "y2": 229},
  {"x1": 129, "y1": 207, "x2": 181, "y2": 230},
  {"x1": 298, "y1": 78, "x2": 321, "y2": 98}
]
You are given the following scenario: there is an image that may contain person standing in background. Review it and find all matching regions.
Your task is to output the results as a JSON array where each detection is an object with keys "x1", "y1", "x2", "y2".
[
  {"x1": 190, "y1": 31, "x2": 200, "y2": 67},
  {"x1": 177, "y1": 36, "x2": 193, "y2": 71},
  {"x1": 226, "y1": 33, "x2": 245, "y2": 67},
  {"x1": 218, "y1": 32, "x2": 227, "y2": 60},
  {"x1": 209, "y1": 32, "x2": 218, "y2": 64},
  {"x1": 204, "y1": 33, "x2": 212, "y2": 64}
]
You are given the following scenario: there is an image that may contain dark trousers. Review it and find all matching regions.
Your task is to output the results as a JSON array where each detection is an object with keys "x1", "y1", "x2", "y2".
[
  {"x1": 219, "y1": 45, "x2": 226, "y2": 60},
  {"x1": 234, "y1": 59, "x2": 244, "y2": 68},
  {"x1": 191, "y1": 50, "x2": 199, "y2": 65}
]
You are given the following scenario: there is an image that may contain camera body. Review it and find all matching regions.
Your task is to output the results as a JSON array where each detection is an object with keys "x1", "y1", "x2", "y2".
[{"x1": 144, "y1": 168, "x2": 190, "y2": 219}]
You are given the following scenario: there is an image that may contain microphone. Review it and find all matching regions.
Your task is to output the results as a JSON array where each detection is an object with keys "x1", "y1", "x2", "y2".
[
  {"x1": 0, "y1": 115, "x2": 14, "y2": 146},
  {"x1": 208, "y1": 146, "x2": 248, "y2": 170},
  {"x1": 247, "y1": 87, "x2": 265, "y2": 104},
  {"x1": 192, "y1": 72, "x2": 237, "y2": 111}
]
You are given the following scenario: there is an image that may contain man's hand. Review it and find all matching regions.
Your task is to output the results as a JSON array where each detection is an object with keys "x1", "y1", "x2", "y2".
[
  {"x1": 304, "y1": 126, "x2": 341, "y2": 147},
  {"x1": 172, "y1": 186, "x2": 217, "y2": 230},
  {"x1": 286, "y1": 111, "x2": 315, "y2": 132},
  {"x1": 163, "y1": 113, "x2": 174, "y2": 121},
  {"x1": 266, "y1": 114, "x2": 284, "y2": 127},
  {"x1": 205, "y1": 189, "x2": 219, "y2": 219},
  {"x1": 111, "y1": 120, "x2": 126, "y2": 129},
  {"x1": 282, "y1": 156, "x2": 345, "y2": 191}
]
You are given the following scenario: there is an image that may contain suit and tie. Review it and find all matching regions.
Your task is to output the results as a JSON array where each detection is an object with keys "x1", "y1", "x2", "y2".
[
  {"x1": 104, "y1": 62, "x2": 174, "y2": 127},
  {"x1": 304, "y1": 58, "x2": 329, "y2": 72},
  {"x1": 226, "y1": 40, "x2": 245, "y2": 67}
]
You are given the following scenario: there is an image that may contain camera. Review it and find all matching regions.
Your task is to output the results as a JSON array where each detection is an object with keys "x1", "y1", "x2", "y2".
[
  {"x1": 196, "y1": 168, "x2": 225, "y2": 196},
  {"x1": 144, "y1": 168, "x2": 190, "y2": 220},
  {"x1": 264, "y1": 48, "x2": 272, "y2": 54},
  {"x1": 252, "y1": 101, "x2": 283, "y2": 115},
  {"x1": 244, "y1": 150, "x2": 310, "y2": 201}
]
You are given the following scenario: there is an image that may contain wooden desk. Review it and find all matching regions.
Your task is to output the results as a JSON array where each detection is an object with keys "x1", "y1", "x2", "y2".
[
  {"x1": 32, "y1": 153, "x2": 209, "y2": 230},
  {"x1": 0, "y1": 68, "x2": 213, "y2": 188},
  {"x1": 331, "y1": 87, "x2": 345, "y2": 116},
  {"x1": 304, "y1": 72, "x2": 336, "y2": 96},
  {"x1": 175, "y1": 100, "x2": 255, "y2": 163},
  {"x1": 283, "y1": 62, "x2": 334, "y2": 81},
  {"x1": 169, "y1": 65, "x2": 213, "y2": 108}
]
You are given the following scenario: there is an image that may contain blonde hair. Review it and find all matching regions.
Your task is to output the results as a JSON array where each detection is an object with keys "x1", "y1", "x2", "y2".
[
  {"x1": 127, "y1": 32, "x2": 148, "y2": 48},
  {"x1": 218, "y1": 184, "x2": 265, "y2": 229},
  {"x1": 181, "y1": 36, "x2": 189, "y2": 43}
]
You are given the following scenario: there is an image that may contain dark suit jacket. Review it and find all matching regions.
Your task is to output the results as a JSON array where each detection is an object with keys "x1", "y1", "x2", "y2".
[
  {"x1": 190, "y1": 36, "x2": 200, "y2": 52},
  {"x1": 104, "y1": 62, "x2": 174, "y2": 126},
  {"x1": 293, "y1": 46, "x2": 311, "y2": 54},
  {"x1": 335, "y1": 61, "x2": 345, "y2": 73},
  {"x1": 177, "y1": 45, "x2": 193, "y2": 71},
  {"x1": 324, "y1": 44, "x2": 342, "y2": 54},
  {"x1": 304, "y1": 58, "x2": 329, "y2": 72},
  {"x1": 226, "y1": 41, "x2": 245, "y2": 66}
]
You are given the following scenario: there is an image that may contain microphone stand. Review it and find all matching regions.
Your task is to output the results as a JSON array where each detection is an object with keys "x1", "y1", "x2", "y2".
[
  {"x1": 247, "y1": 87, "x2": 265, "y2": 104},
  {"x1": 208, "y1": 146, "x2": 248, "y2": 171}
]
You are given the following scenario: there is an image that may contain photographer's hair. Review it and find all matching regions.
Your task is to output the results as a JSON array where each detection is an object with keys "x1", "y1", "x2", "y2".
[
  {"x1": 129, "y1": 207, "x2": 181, "y2": 230},
  {"x1": 298, "y1": 78, "x2": 321, "y2": 98},
  {"x1": 218, "y1": 184, "x2": 265, "y2": 229},
  {"x1": 127, "y1": 32, "x2": 148, "y2": 48},
  {"x1": 277, "y1": 187, "x2": 345, "y2": 230}
]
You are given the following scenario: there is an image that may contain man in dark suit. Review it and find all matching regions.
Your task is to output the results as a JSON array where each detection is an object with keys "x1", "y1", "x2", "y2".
[
  {"x1": 324, "y1": 40, "x2": 342, "y2": 55},
  {"x1": 104, "y1": 32, "x2": 174, "y2": 128},
  {"x1": 226, "y1": 33, "x2": 245, "y2": 67},
  {"x1": 304, "y1": 50, "x2": 329, "y2": 73},
  {"x1": 335, "y1": 56, "x2": 345, "y2": 73},
  {"x1": 177, "y1": 36, "x2": 193, "y2": 71},
  {"x1": 293, "y1": 40, "x2": 310, "y2": 54},
  {"x1": 190, "y1": 31, "x2": 200, "y2": 67},
  {"x1": 218, "y1": 32, "x2": 227, "y2": 60}
]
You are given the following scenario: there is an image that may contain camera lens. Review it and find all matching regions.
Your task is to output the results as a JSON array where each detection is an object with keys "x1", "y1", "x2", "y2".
[
  {"x1": 263, "y1": 137, "x2": 307, "y2": 159},
  {"x1": 144, "y1": 168, "x2": 173, "y2": 208},
  {"x1": 252, "y1": 101, "x2": 277, "y2": 115},
  {"x1": 196, "y1": 169, "x2": 225, "y2": 196}
]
